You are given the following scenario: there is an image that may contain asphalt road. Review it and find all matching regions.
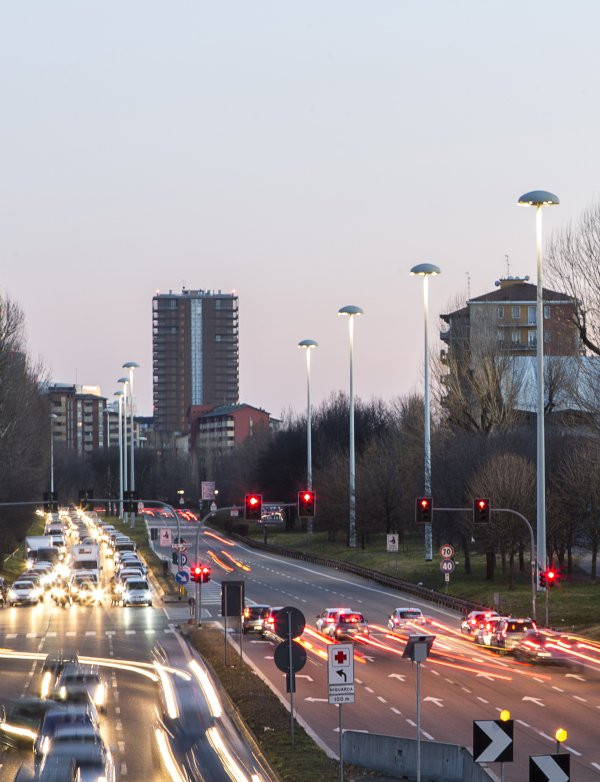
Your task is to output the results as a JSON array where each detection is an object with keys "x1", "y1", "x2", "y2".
[{"x1": 154, "y1": 518, "x2": 600, "y2": 782}]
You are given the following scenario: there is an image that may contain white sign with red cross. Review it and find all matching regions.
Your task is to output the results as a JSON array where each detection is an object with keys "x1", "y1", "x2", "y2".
[{"x1": 328, "y1": 643, "x2": 355, "y2": 704}]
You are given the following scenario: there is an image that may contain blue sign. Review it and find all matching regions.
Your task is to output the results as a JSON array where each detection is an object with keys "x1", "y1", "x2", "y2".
[
  {"x1": 175, "y1": 570, "x2": 190, "y2": 585},
  {"x1": 180, "y1": 553, "x2": 188, "y2": 566}
]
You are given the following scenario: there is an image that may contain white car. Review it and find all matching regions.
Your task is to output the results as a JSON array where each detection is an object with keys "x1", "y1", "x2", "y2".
[
  {"x1": 122, "y1": 579, "x2": 152, "y2": 607},
  {"x1": 8, "y1": 580, "x2": 41, "y2": 606}
]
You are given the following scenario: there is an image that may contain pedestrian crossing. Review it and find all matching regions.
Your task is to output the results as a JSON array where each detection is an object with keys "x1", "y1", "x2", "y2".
[{"x1": 1, "y1": 628, "x2": 177, "y2": 641}]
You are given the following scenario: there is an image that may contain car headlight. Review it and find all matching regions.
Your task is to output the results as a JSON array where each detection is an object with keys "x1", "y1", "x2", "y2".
[
  {"x1": 53, "y1": 588, "x2": 65, "y2": 598},
  {"x1": 94, "y1": 683, "x2": 106, "y2": 706},
  {"x1": 59, "y1": 686, "x2": 67, "y2": 699},
  {"x1": 25, "y1": 560, "x2": 33, "y2": 570},
  {"x1": 8, "y1": 590, "x2": 16, "y2": 600},
  {"x1": 93, "y1": 588, "x2": 104, "y2": 602},
  {"x1": 71, "y1": 586, "x2": 79, "y2": 594},
  {"x1": 123, "y1": 592, "x2": 131, "y2": 601}
]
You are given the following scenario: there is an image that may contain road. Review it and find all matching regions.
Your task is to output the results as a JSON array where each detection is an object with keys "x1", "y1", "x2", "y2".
[{"x1": 155, "y1": 518, "x2": 600, "y2": 781}]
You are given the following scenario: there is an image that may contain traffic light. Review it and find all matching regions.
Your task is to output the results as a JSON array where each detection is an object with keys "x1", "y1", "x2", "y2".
[
  {"x1": 415, "y1": 497, "x2": 433, "y2": 524},
  {"x1": 191, "y1": 565, "x2": 202, "y2": 583},
  {"x1": 298, "y1": 490, "x2": 316, "y2": 518},
  {"x1": 43, "y1": 491, "x2": 58, "y2": 512},
  {"x1": 245, "y1": 493, "x2": 262, "y2": 521},
  {"x1": 538, "y1": 569, "x2": 546, "y2": 589},
  {"x1": 546, "y1": 568, "x2": 557, "y2": 588},
  {"x1": 79, "y1": 489, "x2": 94, "y2": 511},
  {"x1": 201, "y1": 565, "x2": 211, "y2": 583},
  {"x1": 123, "y1": 490, "x2": 139, "y2": 514},
  {"x1": 473, "y1": 498, "x2": 490, "y2": 524}
]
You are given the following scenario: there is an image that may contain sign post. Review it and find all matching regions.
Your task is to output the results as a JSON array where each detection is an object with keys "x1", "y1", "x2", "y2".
[
  {"x1": 272, "y1": 607, "x2": 306, "y2": 748},
  {"x1": 327, "y1": 643, "x2": 354, "y2": 782},
  {"x1": 403, "y1": 635, "x2": 435, "y2": 782}
]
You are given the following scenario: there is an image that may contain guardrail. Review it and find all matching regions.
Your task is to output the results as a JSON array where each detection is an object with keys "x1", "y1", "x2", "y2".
[{"x1": 225, "y1": 531, "x2": 489, "y2": 615}]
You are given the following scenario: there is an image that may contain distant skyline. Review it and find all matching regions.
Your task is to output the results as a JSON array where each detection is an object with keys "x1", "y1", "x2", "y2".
[{"x1": 1, "y1": 2, "x2": 599, "y2": 417}]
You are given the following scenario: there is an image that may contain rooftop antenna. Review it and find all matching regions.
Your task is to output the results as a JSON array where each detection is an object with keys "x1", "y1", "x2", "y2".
[
  {"x1": 505, "y1": 254, "x2": 510, "y2": 276},
  {"x1": 465, "y1": 271, "x2": 471, "y2": 299}
]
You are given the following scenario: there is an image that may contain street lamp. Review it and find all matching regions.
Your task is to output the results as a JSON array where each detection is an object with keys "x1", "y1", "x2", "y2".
[
  {"x1": 338, "y1": 306, "x2": 363, "y2": 549},
  {"x1": 298, "y1": 339, "x2": 318, "y2": 536},
  {"x1": 123, "y1": 361, "x2": 140, "y2": 528},
  {"x1": 114, "y1": 391, "x2": 124, "y2": 518},
  {"x1": 49, "y1": 413, "x2": 58, "y2": 494},
  {"x1": 118, "y1": 377, "x2": 129, "y2": 521},
  {"x1": 410, "y1": 263, "x2": 441, "y2": 562},
  {"x1": 518, "y1": 190, "x2": 559, "y2": 584}
]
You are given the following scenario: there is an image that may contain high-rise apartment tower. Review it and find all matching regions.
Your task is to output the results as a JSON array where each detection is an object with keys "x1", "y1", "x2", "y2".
[{"x1": 152, "y1": 288, "x2": 239, "y2": 434}]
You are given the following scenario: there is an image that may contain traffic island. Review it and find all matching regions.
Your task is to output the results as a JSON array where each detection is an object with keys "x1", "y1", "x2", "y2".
[{"x1": 187, "y1": 625, "x2": 391, "y2": 782}]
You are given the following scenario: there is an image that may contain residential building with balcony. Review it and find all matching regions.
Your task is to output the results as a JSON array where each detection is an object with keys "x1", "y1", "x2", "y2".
[
  {"x1": 187, "y1": 403, "x2": 278, "y2": 452},
  {"x1": 45, "y1": 384, "x2": 106, "y2": 455}
]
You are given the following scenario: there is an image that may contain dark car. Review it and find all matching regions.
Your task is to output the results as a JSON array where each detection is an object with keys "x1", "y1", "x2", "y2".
[
  {"x1": 242, "y1": 604, "x2": 270, "y2": 634},
  {"x1": 331, "y1": 612, "x2": 370, "y2": 640},
  {"x1": 261, "y1": 607, "x2": 286, "y2": 640},
  {"x1": 34, "y1": 704, "x2": 98, "y2": 767},
  {"x1": 40, "y1": 654, "x2": 80, "y2": 698},
  {"x1": 513, "y1": 630, "x2": 578, "y2": 667},
  {"x1": 492, "y1": 618, "x2": 537, "y2": 652},
  {"x1": 0, "y1": 698, "x2": 61, "y2": 748}
]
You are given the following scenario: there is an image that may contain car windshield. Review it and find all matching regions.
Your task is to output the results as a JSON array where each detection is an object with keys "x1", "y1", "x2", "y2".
[
  {"x1": 247, "y1": 607, "x2": 269, "y2": 618},
  {"x1": 14, "y1": 581, "x2": 34, "y2": 588},
  {"x1": 339, "y1": 613, "x2": 364, "y2": 624},
  {"x1": 63, "y1": 674, "x2": 99, "y2": 685},
  {"x1": 42, "y1": 713, "x2": 91, "y2": 733},
  {"x1": 400, "y1": 610, "x2": 422, "y2": 618},
  {"x1": 126, "y1": 581, "x2": 148, "y2": 590},
  {"x1": 505, "y1": 620, "x2": 534, "y2": 633}
]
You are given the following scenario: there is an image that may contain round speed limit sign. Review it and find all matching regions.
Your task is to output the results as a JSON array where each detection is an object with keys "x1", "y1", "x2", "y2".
[{"x1": 439, "y1": 544, "x2": 455, "y2": 559}]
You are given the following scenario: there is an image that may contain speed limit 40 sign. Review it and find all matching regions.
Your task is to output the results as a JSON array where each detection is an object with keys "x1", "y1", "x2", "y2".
[{"x1": 439, "y1": 544, "x2": 455, "y2": 559}]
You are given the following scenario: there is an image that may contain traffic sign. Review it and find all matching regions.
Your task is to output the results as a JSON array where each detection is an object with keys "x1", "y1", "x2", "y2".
[
  {"x1": 201, "y1": 481, "x2": 215, "y2": 500},
  {"x1": 172, "y1": 543, "x2": 187, "y2": 551},
  {"x1": 439, "y1": 544, "x2": 454, "y2": 559},
  {"x1": 273, "y1": 606, "x2": 306, "y2": 639},
  {"x1": 180, "y1": 553, "x2": 188, "y2": 566},
  {"x1": 230, "y1": 509, "x2": 239, "y2": 517},
  {"x1": 328, "y1": 643, "x2": 355, "y2": 704},
  {"x1": 159, "y1": 528, "x2": 172, "y2": 547},
  {"x1": 387, "y1": 534, "x2": 399, "y2": 553},
  {"x1": 274, "y1": 640, "x2": 307, "y2": 674},
  {"x1": 473, "y1": 719, "x2": 514, "y2": 763},
  {"x1": 175, "y1": 570, "x2": 190, "y2": 585},
  {"x1": 529, "y1": 754, "x2": 570, "y2": 781},
  {"x1": 210, "y1": 501, "x2": 217, "y2": 512},
  {"x1": 440, "y1": 559, "x2": 455, "y2": 574}
]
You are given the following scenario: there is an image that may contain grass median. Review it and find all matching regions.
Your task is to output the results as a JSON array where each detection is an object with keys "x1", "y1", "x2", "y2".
[
  {"x1": 187, "y1": 625, "x2": 386, "y2": 782},
  {"x1": 0, "y1": 513, "x2": 45, "y2": 583}
]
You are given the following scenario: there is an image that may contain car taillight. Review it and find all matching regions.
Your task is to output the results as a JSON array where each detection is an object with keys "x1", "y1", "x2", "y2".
[
  {"x1": 243, "y1": 609, "x2": 250, "y2": 618},
  {"x1": 326, "y1": 617, "x2": 335, "y2": 623},
  {"x1": 394, "y1": 618, "x2": 399, "y2": 625}
]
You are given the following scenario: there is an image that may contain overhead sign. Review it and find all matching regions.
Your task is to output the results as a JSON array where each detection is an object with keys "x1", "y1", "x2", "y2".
[
  {"x1": 159, "y1": 528, "x2": 172, "y2": 547},
  {"x1": 387, "y1": 534, "x2": 399, "y2": 553},
  {"x1": 328, "y1": 643, "x2": 355, "y2": 704},
  {"x1": 201, "y1": 481, "x2": 216, "y2": 500},
  {"x1": 473, "y1": 720, "x2": 514, "y2": 763},
  {"x1": 529, "y1": 754, "x2": 570, "y2": 782},
  {"x1": 439, "y1": 544, "x2": 454, "y2": 559},
  {"x1": 440, "y1": 559, "x2": 455, "y2": 574},
  {"x1": 175, "y1": 570, "x2": 190, "y2": 585}
]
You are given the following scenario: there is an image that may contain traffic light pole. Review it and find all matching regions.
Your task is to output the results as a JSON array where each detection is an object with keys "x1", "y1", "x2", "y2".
[{"x1": 433, "y1": 506, "x2": 537, "y2": 622}]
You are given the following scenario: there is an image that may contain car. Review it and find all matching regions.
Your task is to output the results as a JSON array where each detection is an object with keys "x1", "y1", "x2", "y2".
[
  {"x1": 7, "y1": 580, "x2": 42, "y2": 606},
  {"x1": 54, "y1": 665, "x2": 108, "y2": 713},
  {"x1": 513, "y1": 630, "x2": 577, "y2": 667},
  {"x1": 40, "y1": 654, "x2": 80, "y2": 698},
  {"x1": 242, "y1": 604, "x2": 270, "y2": 634},
  {"x1": 491, "y1": 618, "x2": 537, "y2": 652},
  {"x1": 118, "y1": 555, "x2": 147, "y2": 573},
  {"x1": 34, "y1": 704, "x2": 98, "y2": 767},
  {"x1": 388, "y1": 607, "x2": 429, "y2": 633},
  {"x1": 0, "y1": 698, "x2": 60, "y2": 748},
  {"x1": 331, "y1": 611, "x2": 370, "y2": 640},
  {"x1": 316, "y1": 608, "x2": 352, "y2": 636},
  {"x1": 473, "y1": 617, "x2": 504, "y2": 646},
  {"x1": 121, "y1": 579, "x2": 152, "y2": 607},
  {"x1": 70, "y1": 578, "x2": 103, "y2": 605},
  {"x1": 261, "y1": 606, "x2": 286, "y2": 640},
  {"x1": 41, "y1": 727, "x2": 115, "y2": 782},
  {"x1": 460, "y1": 610, "x2": 500, "y2": 635}
]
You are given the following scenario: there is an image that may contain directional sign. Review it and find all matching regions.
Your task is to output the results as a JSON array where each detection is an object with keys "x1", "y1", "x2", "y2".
[
  {"x1": 175, "y1": 570, "x2": 190, "y2": 585},
  {"x1": 387, "y1": 534, "x2": 398, "y2": 553},
  {"x1": 473, "y1": 720, "x2": 514, "y2": 763},
  {"x1": 440, "y1": 559, "x2": 455, "y2": 574},
  {"x1": 159, "y1": 528, "x2": 172, "y2": 547},
  {"x1": 274, "y1": 640, "x2": 307, "y2": 674},
  {"x1": 529, "y1": 754, "x2": 570, "y2": 782},
  {"x1": 439, "y1": 544, "x2": 455, "y2": 559},
  {"x1": 328, "y1": 643, "x2": 355, "y2": 704}
]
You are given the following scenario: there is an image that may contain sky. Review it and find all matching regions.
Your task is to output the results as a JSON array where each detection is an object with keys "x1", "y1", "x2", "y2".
[{"x1": 1, "y1": 2, "x2": 600, "y2": 418}]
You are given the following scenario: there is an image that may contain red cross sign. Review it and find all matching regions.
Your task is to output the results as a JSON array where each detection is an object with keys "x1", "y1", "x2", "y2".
[{"x1": 334, "y1": 650, "x2": 347, "y2": 665}]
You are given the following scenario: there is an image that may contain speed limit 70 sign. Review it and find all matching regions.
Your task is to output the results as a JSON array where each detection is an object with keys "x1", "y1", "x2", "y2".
[{"x1": 439, "y1": 544, "x2": 455, "y2": 559}]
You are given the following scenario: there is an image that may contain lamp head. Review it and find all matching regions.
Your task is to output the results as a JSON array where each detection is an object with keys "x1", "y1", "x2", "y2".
[
  {"x1": 298, "y1": 339, "x2": 318, "y2": 349},
  {"x1": 338, "y1": 305, "x2": 364, "y2": 317},
  {"x1": 410, "y1": 263, "x2": 442, "y2": 277},
  {"x1": 117, "y1": 377, "x2": 128, "y2": 385},
  {"x1": 518, "y1": 190, "x2": 559, "y2": 207},
  {"x1": 123, "y1": 361, "x2": 140, "y2": 369}
]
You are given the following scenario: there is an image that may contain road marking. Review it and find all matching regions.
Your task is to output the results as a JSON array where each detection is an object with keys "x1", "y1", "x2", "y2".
[
  {"x1": 26, "y1": 633, "x2": 37, "y2": 638},
  {"x1": 46, "y1": 632, "x2": 57, "y2": 638},
  {"x1": 462, "y1": 687, "x2": 472, "y2": 693},
  {"x1": 120, "y1": 762, "x2": 127, "y2": 775},
  {"x1": 115, "y1": 707, "x2": 121, "y2": 714},
  {"x1": 422, "y1": 731, "x2": 434, "y2": 740},
  {"x1": 144, "y1": 629, "x2": 156, "y2": 634},
  {"x1": 564, "y1": 745, "x2": 582, "y2": 756},
  {"x1": 118, "y1": 741, "x2": 125, "y2": 753},
  {"x1": 533, "y1": 677, "x2": 545, "y2": 683},
  {"x1": 116, "y1": 721, "x2": 123, "y2": 731},
  {"x1": 105, "y1": 631, "x2": 116, "y2": 636},
  {"x1": 477, "y1": 697, "x2": 489, "y2": 704},
  {"x1": 536, "y1": 730, "x2": 554, "y2": 742},
  {"x1": 522, "y1": 696, "x2": 545, "y2": 707},
  {"x1": 591, "y1": 762, "x2": 600, "y2": 771},
  {"x1": 406, "y1": 719, "x2": 416, "y2": 727},
  {"x1": 377, "y1": 696, "x2": 387, "y2": 703},
  {"x1": 391, "y1": 707, "x2": 402, "y2": 715},
  {"x1": 125, "y1": 630, "x2": 136, "y2": 635},
  {"x1": 430, "y1": 670, "x2": 440, "y2": 676},
  {"x1": 6, "y1": 634, "x2": 16, "y2": 639},
  {"x1": 552, "y1": 686, "x2": 564, "y2": 693},
  {"x1": 573, "y1": 695, "x2": 587, "y2": 702},
  {"x1": 365, "y1": 687, "x2": 374, "y2": 693},
  {"x1": 66, "y1": 631, "x2": 76, "y2": 637},
  {"x1": 85, "y1": 631, "x2": 96, "y2": 636},
  {"x1": 444, "y1": 678, "x2": 454, "y2": 684},
  {"x1": 355, "y1": 678, "x2": 362, "y2": 684},
  {"x1": 516, "y1": 719, "x2": 530, "y2": 728}
]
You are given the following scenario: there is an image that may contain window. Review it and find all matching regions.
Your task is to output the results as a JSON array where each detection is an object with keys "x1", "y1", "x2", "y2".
[
  {"x1": 527, "y1": 306, "x2": 536, "y2": 325},
  {"x1": 215, "y1": 335, "x2": 222, "y2": 342},
  {"x1": 544, "y1": 305, "x2": 550, "y2": 319},
  {"x1": 528, "y1": 330, "x2": 536, "y2": 346},
  {"x1": 497, "y1": 330, "x2": 504, "y2": 341},
  {"x1": 169, "y1": 300, "x2": 176, "y2": 309},
  {"x1": 512, "y1": 331, "x2": 520, "y2": 343},
  {"x1": 544, "y1": 331, "x2": 550, "y2": 343},
  {"x1": 512, "y1": 306, "x2": 520, "y2": 319},
  {"x1": 497, "y1": 306, "x2": 504, "y2": 319}
]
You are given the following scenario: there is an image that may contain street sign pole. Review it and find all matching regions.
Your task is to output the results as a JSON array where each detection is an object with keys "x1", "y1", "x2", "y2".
[
  {"x1": 288, "y1": 611, "x2": 295, "y2": 747},
  {"x1": 339, "y1": 703, "x2": 343, "y2": 782},
  {"x1": 416, "y1": 659, "x2": 421, "y2": 782}
]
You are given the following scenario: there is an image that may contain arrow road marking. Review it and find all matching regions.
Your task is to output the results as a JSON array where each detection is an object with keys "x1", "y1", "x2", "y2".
[
  {"x1": 522, "y1": 696, "x2": 545, "y2": 707},
  {"x1": 476, "y1": 672, "x2": 497, "y2": 681},
  {"x1": 388, "y1": 674, "x2": 406, "y2": 682},
  {"x1": 423, "y1": 696, "x2": 444, "y2": 708},
  {"x1": 475, "y1": 721, "x2": 513, "y2": 763},
  {"x1": 565, "y1": 673, "x2": 586, "y2": 681}
]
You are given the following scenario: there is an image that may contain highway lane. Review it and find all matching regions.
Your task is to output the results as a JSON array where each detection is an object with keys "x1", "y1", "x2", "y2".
[{"x1": 164, "y1": 521, "x2": 600, "y2": 781}]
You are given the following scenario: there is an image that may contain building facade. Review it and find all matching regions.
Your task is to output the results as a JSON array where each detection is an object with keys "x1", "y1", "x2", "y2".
[
  {"x1": 46, "y1": 384, "x2": 106, "y2": 454},
  {"x1": 152, "y1": 288, "x2": 239, "y2": 435},
  {"x1": 188, "y1": 403, "x2": 275, "y2": 452}
]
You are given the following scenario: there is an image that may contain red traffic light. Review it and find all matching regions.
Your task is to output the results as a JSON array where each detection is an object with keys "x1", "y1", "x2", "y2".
[
  {"x1": 477, "y1": 499, "x2": 487, "y2": 510},
  {"x1": 245, "y1": 493, "x2": 263, "y2": 520},
  {"x1": 249, "y1": 496, "x2": 259, "y2": 506},
  {"x1": 473, "y1": 497, "x2": 490, "y2": 524},
  {"x1": 298, "y1": 490, "x2": 316, "y2": 517},
  {"x1": 415, "y1": 496, "x2": 433, "y2": 523},
  {"x1": 420, "y1": 498, "x2": 430, "y2": 510}
]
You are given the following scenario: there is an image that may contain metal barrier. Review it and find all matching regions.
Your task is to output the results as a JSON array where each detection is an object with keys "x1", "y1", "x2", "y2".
[{"x1": 226, "y1": 531, "x2": 488, "y2": 615}]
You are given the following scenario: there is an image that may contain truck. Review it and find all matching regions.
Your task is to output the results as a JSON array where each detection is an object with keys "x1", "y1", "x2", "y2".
[
  {"x1": 26, "y1": 536, "x2": 60, "y2": 564},
  {"x1": 70, "y1": 544, "x2": 101, "y2": 573}
]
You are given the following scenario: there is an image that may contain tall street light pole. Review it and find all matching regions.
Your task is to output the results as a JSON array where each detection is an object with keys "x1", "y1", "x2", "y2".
[
  {"x1": 123, "y1": 361, "x2": 140, "y2": 528},
  {"x1": 410, "y1": 263, "x2": 441, "y2": 562},
  {"x1": 114, "y1": 391, "x2": 124, "y2": 519},
  {"x1": 338, "y1": 306, "x2": 363, "y2": 549},
  {"x1": 518, "y1": 190, "x2": 559, "y2": 587},
  {"x1": 118, "y1": 377, "x2": 129, "y2": 522},
  {"x1": 49, "y1": 413, "x2": 58, "y2": 494},
  {"x1": 298, "y1": 340, "x2": 318, "y2": 534}
]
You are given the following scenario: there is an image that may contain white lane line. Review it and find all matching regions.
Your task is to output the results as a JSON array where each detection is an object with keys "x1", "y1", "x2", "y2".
[
  {"x1": 462, "y1": 687, "x2": 472, "y2": 693},
  {"x1": 552, "y1": 686, "x2": 564, "y2": 692},
  {"x1": 532, "y1": 677, "x2": 545, "y2": 683},
  {"x1": 477, "y1": 697, "x2": 489, "y2": 704},
  {"x1": 377, "y1": 696, "x2": 387, "y2": 703},
  {"x1": 66, "y1": 631, "x2": 76, "y2": 637},
  {"x1": 391, "y1": 707, "x2": 402, "y2": 715},
  {"x1": 115, "y1": 721, "x2": 123, "y2": 731},
  {"x1": 118, "y1": 741, "x2": 125, "y2": 753},
  {"x1": 115, "y1": 707, "x2": 121, "y2": 714},
  {"x1": 85, "y1": 631, "x2": 96, "y2": 636},
  {"x1": 365, "y1": 687, "x2": 374, "y2": 694},
  {"x1": 6, "y1": 634, "x2": 16, "y2": 639},
  {"x1": 105, "y1": 631, "x2": 116, "y2": 636},
  {"x1": 125, "y1": 630, "x2": 136, "y2": 635},
  {"x1": 573, "y1": 695, "x2": 587, "y2": 702},
  {"x1": 591, "y1": 762, "x2": 600, "y2": 771},
  {"x1": 46, "y1": 632, "x2": 57, "y2": 638},
  {"x1": 564, "y1": 745, "x2": 582, "y2": 756},
  {"x1": 120, "y1": 762, "x2": 127, "y2": 775},
  {"x1": 536, "y1": 730, "x2": 554, "y2": 742},
  {"x1": 422, "y1": 731, "x2": 434, "y2": 740},
  {"x1": 26, "y1": 633, "x2": 37, "y2": 638},
  {"x1": 406, "y1": 719, "x2": 416, "y2": 727}
]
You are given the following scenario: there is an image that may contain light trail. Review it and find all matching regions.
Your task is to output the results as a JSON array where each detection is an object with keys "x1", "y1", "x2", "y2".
[
  {"x1": 220, "y1": 550, "x2": 251, "y2": 572},
  {"x1": 204, "y1": 530, "x2": 236, "y2": 547},
  {"x1": 208, "y1": 550, "x2": 235, "y2": 572}
]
